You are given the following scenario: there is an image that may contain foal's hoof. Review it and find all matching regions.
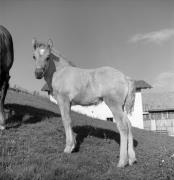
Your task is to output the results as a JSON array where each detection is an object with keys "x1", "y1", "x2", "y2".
[
  {"x1": 129, "y1": 157, "x2": 137, "y2": 166},
  {"x1": 117, "y1": 160, "x2": 128, "y2": 168},
  {"x1": 64, "y1": 145, "x2": 75, "y2": 154}
]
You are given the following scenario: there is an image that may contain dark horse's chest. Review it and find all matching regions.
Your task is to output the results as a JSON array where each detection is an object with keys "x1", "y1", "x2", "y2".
[
  {"x1": 0, "y1": 25, "x2": 14, "y2": 70},
  {"x1": 0, "y1": 25, "x2": 14, "y2": 87}
]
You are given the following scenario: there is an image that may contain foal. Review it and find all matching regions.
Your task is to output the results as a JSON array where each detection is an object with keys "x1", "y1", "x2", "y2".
[{"x1": 32, "y1": 38, "x2": 136, "y2": 167}]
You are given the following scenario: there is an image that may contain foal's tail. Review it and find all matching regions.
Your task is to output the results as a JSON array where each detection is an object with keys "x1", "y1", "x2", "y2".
[{"x1": 124, "y1": 77, "x2": 136, "y2": 114}]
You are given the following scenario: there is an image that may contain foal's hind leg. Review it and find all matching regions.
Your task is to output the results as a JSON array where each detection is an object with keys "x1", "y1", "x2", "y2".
[
  {"x1": 105, "y1": 99, "x2": 129, "y2": 167},
  {"x1": 126, "y1": 116, "x2": 136, "y2": 165},
  {"x1": 56, "y1": 94, "x2": 75, "y2": 153}
]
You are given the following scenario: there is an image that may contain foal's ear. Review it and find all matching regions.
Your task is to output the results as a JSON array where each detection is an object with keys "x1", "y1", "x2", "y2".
[
  {"x1": 47, "y1": 39, "x2": 53, "y2": 49},
  {"x1": 32, "y1": 38, "x2": 38, "y2": 49}
]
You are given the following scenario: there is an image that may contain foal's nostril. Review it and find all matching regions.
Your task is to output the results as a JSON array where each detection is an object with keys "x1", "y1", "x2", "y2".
[{"x1": 35, "y1": 69, "x2": 44, "y2": 79}]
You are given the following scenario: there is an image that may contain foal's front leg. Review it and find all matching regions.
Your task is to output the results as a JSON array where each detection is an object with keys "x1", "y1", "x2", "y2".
[{"x1": 57, "y1": 94, "x2": 75, "y2": 153}]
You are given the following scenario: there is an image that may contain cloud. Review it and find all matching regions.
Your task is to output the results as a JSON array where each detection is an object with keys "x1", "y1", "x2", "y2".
[
  {"x1": 152, "y1": 72, "x2": 174, "y2": 92},
  {"x1": 130, "y1": 29, "x2": 174, "y2": 44}
]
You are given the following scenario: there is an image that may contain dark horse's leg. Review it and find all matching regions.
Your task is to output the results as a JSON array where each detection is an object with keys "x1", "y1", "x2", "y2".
[{"x1": 0, "y1": 74, "x2": 10, "y2": 130}]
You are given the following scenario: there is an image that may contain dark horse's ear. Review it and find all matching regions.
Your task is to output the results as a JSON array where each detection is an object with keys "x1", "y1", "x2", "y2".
[
  {"x1": 32, "y1": 38, "x2": 38, "y2": 49},
  {"x1": 47, "y1": 39, "x2": 53, "y2": 49}
]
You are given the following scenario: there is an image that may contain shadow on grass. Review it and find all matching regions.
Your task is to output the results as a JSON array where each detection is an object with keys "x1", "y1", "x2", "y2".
[
  {"x1": 73, "y1": 125, "x2": 138, "y2": 152},
  {"x1": 4, "y1": 103, "x2": 60, "y2": 129}
]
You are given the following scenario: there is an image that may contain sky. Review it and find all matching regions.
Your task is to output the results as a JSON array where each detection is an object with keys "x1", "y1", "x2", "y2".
[{"x1": 1, "y1": 0, "x2": 174, "y2": 93}]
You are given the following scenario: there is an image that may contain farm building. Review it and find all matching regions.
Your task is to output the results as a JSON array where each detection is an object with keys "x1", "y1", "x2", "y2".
[
  {"x1": 128, "y1": 80, "x2": 151, "y2": 129},
  {"x1": 41, "y1": 80, "x2": 151, "y2": 129},
  {"x1": 142, "y1": 91, "x2": 174, "y2": 136}
]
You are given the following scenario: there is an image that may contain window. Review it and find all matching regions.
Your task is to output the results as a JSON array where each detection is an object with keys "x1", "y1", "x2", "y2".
[
  {"x1": 162, "y1": 112, "x2": 168, "y2": 119},
  {"x1": 168, "y1": 112, "x2": 174, "y2": 119},
  {"x1": 151, "y1": 113, "x2": 161, "y2": 120},
  {"x1": 143, "y1": 114, "x2": 150, "y2": 121}
]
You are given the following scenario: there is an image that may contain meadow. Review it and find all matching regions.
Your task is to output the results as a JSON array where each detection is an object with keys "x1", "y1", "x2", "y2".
[{"x1": 0, "y1": 90, "x2": 174, "y2": 180}]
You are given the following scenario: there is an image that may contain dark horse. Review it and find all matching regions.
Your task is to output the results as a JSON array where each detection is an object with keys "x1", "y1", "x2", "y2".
[{"x1": 0, "y1": 25, "x2": 14, "y2": 130}]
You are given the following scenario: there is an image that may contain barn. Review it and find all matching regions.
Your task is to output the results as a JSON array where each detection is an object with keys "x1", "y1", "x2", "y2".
[{"x1": 143, "y1": 91, "x2": 174, "y2": 136}]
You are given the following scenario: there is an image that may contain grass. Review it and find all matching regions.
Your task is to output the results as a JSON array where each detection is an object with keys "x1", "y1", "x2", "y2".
[{"x1": 0, "y1": 90, "x2": 174, "y2": 179}]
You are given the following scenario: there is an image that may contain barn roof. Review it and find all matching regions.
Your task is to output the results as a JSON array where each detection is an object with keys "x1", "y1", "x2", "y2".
[
  {"x1": 135, "y1": 80, "x2": 152, "y2": 90},
  {"x1": 142, "y1": 91, "x2": 174, "y2": 112}
]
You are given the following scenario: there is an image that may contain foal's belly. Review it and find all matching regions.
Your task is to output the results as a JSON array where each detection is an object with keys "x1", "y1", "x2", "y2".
[{"x1": 71, "y1": 91, "x2": 103, "y2": 106}]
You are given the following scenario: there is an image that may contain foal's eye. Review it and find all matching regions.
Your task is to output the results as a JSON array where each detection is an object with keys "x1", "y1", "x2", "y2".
[
  {"x1": 46, "y1": 57, "x2": 49, "y2": 61},
  {"x1": 33, "y1": 55, "x2": 36, "y2": 60}
]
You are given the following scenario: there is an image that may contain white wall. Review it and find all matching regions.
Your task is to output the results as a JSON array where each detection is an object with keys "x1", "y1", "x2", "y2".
[
  {"x1": 49, "y1": 92, "x2": 144, "y2": 129},
  {"x1": 71, "y1": 102, "x2": 113, "y2": 120},
  {"x1": 128, "y1": 91, "x2": 144, "y2": 129},
  {"x1": 50, "y1": 95, "x2": 58, "y2": 104}
]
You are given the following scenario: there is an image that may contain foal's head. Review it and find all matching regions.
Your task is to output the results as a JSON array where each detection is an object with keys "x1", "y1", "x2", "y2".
[{"x1": 32, "y1": 38, "x2": 53, "y2": 79}]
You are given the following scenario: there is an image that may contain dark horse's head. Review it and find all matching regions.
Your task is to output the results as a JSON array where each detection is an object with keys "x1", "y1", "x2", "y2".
[{"x1": 32, "y1": 38, "x2": 53, "y2": 79}]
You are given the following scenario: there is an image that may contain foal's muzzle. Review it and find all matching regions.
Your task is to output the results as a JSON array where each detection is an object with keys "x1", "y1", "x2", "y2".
[{"x1": 35, "y1": 68, "x2": 44, "y2": 79}]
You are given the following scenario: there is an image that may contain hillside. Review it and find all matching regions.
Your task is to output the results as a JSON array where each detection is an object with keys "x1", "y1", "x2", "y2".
[{"x1": 1, "y1": 90, "x2": 174, "y2": 180}]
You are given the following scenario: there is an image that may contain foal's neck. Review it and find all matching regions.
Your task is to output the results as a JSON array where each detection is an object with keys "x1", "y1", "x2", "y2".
[
  {"x1": 50, "y1": 52, "x2": 70, "y2": 70},
  {"x1": 44, "y1": 52, "x2": 71, "y2": 93}
]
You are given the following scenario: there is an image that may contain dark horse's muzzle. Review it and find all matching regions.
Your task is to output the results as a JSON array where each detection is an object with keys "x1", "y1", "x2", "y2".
[{"x1": 35, "y1": 68, "x2": 44, "y2": 79}]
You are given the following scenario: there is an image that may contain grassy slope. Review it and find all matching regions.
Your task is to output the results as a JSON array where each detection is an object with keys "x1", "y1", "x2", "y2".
[{"x1": 0, "y1": 90, "x2": 174, "y2": 180}]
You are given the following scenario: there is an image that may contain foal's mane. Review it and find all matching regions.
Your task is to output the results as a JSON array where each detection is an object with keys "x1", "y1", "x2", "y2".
[{"x1": 51, "y1": 48, "x2": 76, "y2": 67}]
